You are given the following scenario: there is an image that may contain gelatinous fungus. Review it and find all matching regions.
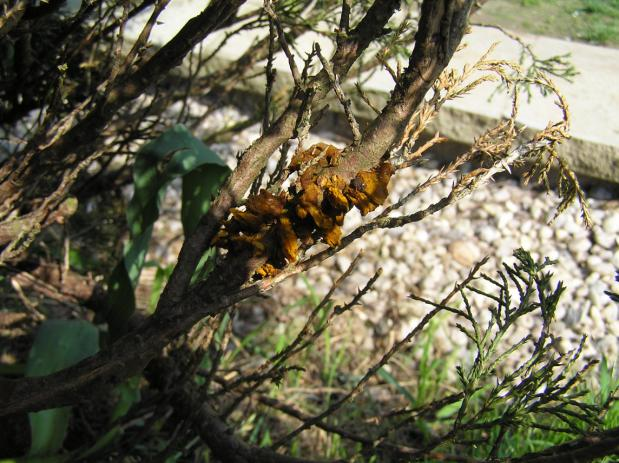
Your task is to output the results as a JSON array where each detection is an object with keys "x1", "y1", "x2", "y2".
[{"x1": 212, "y1": 144, "x2": 394, "y2": 278}]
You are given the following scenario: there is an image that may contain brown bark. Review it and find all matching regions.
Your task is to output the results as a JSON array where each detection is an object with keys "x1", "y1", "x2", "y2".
[
  {"x1": 0, "y1": 0, "x2": 476, "y2": 418},
  {"x1": 8, "y1": 263, "x2": 102, "y2": 307},
  {"x1": 510, "y1": 427, "x2": 619, "y2": 463},
  {"x1": 168, "y1": 383, "x2": 343, "y2": 463},
  {"x1": 0, "y1": 197, "x2": 77, "y2": 246},
  {"x1": 335, "y1": 0, "x2": 475, "y2": 181}
]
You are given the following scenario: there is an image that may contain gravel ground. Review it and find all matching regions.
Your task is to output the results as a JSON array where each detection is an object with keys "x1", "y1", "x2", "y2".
[{"x1": 149, "y1": 105, "x2": 619, "y2": 371}]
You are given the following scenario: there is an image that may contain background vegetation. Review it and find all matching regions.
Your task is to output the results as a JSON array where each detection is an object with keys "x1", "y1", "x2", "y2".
[{"x1": 476, "y1": 0, "x2": 619, "y2": 46}]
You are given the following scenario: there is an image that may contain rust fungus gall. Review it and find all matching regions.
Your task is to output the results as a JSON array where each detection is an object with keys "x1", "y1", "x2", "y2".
[{"x1": 211, "y1": 144, "x2": 394, "y2": 278}]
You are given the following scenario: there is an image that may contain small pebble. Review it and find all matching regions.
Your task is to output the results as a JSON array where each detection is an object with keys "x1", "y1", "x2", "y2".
[
  {"x1": 568, "y1": 238, "x2": 592, "y2": 255},
  {"x1": 594, "y1": 229, "x2": 617, "y2": 249},
  {"x1": 603, "y1": 215, "x2": 619, "y2": 234},
  {"x1": 448, "y1": 240, "x2": 481, "y2": 267}
]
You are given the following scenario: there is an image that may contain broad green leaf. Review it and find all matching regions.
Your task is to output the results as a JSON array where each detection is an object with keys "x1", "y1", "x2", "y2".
[
  {"x1": 74, "y1": 375, "x2": 140, "y2": 461},
  {"x1": 105, "y1": 259, "x2": 136, "y2": 339},
  {"x1": 181, "y1": 163, "x2": 228, "y2": 236},
  {"x1": 189, "y1": 247, "x2": 217, "y2": 286},
  {"x1": 105, "y1": 125, "x2": 230, "y2": 339},
  {"x1": 181, "y1": 163, "x2": 228, "y2": 285},
  {"x1": 148, "y1": 264, "x2": 175, "y2": 313},
  {"x1": 68, "y1": 249, "x2": 86, "y2": 273},
  {"x1": 25, "y1": 320, "x2": 99, "y2": 457}
]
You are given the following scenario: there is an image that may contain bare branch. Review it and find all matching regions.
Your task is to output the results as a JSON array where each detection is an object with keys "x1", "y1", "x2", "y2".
[
  {"x1": 164, "y1": 373, "x2": 343, "y2": 463},
  {"x1": 0, "y1": 268, "x2": 260, "y2": 416},
  {"x1": 121, "y1": 0, "x2": 172, "y2": 70},
  {"x1": 395, "y1": 132, "x2": 448, "y2": 170},
  {"x1": 329, "y1": 0, "x2": 476, "y2": 181},
  {"x1": 0, "y1": 0, "x2": 245, "y2": 203},
  {"x1": 271, "y1": 258, "x2": 487, "y2": 449},
  {"x1": 263, "y1": 0, "x2": 302, "y2": 86},
  {"x1": 315, "y1": 43, "x2": 362, "y2": 145},
  {"x1": 509, "y1": 427, "x2": 619, "y2": 463}
]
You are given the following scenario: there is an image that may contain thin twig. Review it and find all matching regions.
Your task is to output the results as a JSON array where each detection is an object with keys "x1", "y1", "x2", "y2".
[
  {"x1": 271, "y1": 258, "x2": 487, "y2": 449},
  {"x1": 212, "y1": 253, "x2": 365, "y2": 398},
  {"x1": 122, "y1": 0, "x2": 172, "y2": 69},
  {"x1": 315, "y1": 43, "x2": 362, "y2": 144},
  {"x1": 263, "y1": 0, "x2": 301, "y2": 86},
  {"x1": 355, "y1": 82, "x2": 382, "y2": 115},
  {"x1": 395, "y1": 132, "x2": 448, "y2": 170}
]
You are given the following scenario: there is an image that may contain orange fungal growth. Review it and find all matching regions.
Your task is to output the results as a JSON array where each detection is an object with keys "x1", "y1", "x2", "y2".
[
  {"x1": 229, "y1": 209, "x2": 263, "y2": 231},
  {"x1": 255, "y1": 263, "x2": 278, "y2": 279},
  {"x1": 211, "y1": 144, "x2": 394, "y2": 279},
  {"x1": 323, "y1": 224, "x2": 342, "y2": 247},
  {"x1": 245, "y1": 190, "x2": 286, "y2": 218},
  {"x1": 277, "y1": 217, "x2": 299, "y2": 262},
  {"x1": 324, "y1": 177, "x2": 349, "y2": 213},
  {"x1": 346, "y1": 162, "x2": 394, "y2": 216},
  {"x1": 289, "y1": 142, "x2": 341, "y2": 172}
]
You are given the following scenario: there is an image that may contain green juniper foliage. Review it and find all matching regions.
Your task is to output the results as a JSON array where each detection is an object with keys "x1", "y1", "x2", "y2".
[{"x1": 400, "y1": 249, "x2": 618, "y2": 461}]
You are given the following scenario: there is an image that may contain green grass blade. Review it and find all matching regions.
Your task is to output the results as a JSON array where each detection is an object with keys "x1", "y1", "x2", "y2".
[{"x1": 378, "y1": 367, "x2": 416, "y2": 406}]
